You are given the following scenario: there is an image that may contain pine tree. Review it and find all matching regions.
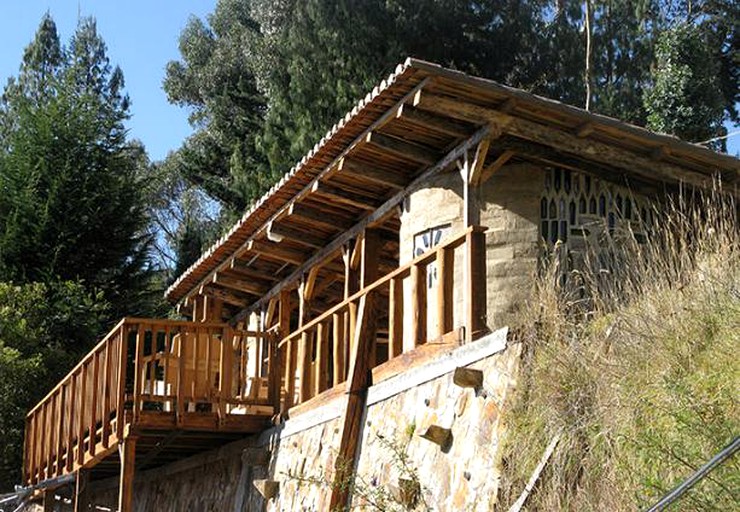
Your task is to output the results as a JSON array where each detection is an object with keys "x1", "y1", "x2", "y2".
[{"x1": 0, "y1": 15, "x2": 160, "y2": 318}]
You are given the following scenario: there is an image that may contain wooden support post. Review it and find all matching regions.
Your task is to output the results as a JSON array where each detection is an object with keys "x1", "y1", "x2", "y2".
[
  {"x1": 89, "y1": 351, "x2": 100, "y2": 458},
  {"x1": 388, "y1": 277, "x2": 403, "y2": 358},
  {"x1": 74, "y1": 469, "x2": 89, "y2": 512},
  {"x1": 332, "y1": 312, "x2": 345, "y2": 386},
  {"x1": 436, "y1": 247, "x2": 454, "y2": 339},
  {"x1": 279, "y1": 289, "x2": 293, "y2": 413},
  {"x1": 43, "y1": 490, "x2": 55, "y2": 512},
  {"x1": 410, "y1": 263, "x2": 427, "y2": 349},
  {"x1": 132, "y1": 326, "x2": 145, "y2": 423},
  {"x1": 116, "y1": 326, "x2": 128, "y2": 441},
  {"x1": 118, "y1": 436, "x2": 137, "y2": 512},
  {"x1": 465, "y1": 227, "x2": 487, "y2": 342},
  {"x1": 328, "y1": 292, "x2": 378, "y2": 511},
  {"x1": 298, "y1": 278, "x2": 313, "y2": 404},
  {"x1": 315, "y1": 321, "x2": 329, "y2": 395}
]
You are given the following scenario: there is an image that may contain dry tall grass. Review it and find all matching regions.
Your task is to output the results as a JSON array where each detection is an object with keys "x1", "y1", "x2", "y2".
[{"x1": 497, "y1": 187, "x2": 739, "y2": 511}]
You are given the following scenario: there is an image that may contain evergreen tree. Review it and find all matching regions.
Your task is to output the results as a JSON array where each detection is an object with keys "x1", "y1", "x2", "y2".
[{"x1": 0, "y1": 16, "x2": 160, "y2": 319}]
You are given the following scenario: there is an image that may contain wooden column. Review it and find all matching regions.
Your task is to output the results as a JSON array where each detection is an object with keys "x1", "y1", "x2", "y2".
[
  {"x1": 328, "y1": 292, "x2": 378, "y2": 511},
  {"x1": 329, "y1": 229, "x2": 381, "y2": 511},
  {"x1": 74, "y1": 469, "x2": 89, "y2": 512},
  {"x1": 461, "y1": 140, "x2": 490, "y2": 343},
  {"x1": 279, "y1": 289, "x2": 293, "y2": 413},
  {"x1": 118, "y1": 436, "x2": 137, "y2": 512},
  {"x1": 436, "y1": 246, "x2": 454, "y2": 338},
  {"x1": 342, "y1": 241, "x2": 360, "y2": 383},
  {"x1": 298, "y1": 278, "x2": 314, "y2": 403},
  {"x1": 465, "y1": 227, "x2": 487, "y2": 342},
  {"x1": 43, "y1": 490, "x2": 55, "y2": 512},
  {"x1": 388, "y1": 276, "x2": 403, "y2": 358}
]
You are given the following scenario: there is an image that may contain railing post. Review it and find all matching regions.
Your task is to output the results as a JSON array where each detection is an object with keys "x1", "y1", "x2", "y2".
[
  {"x1": 56, "y1": 386, "x2": 66, "y2": 476},
  {"x1": 279, "y1": 289, "x2": 293, "y2": 413},
  {"x1": 315, "y1": 321, "x2": 329, "y2": 395},
  {"x1": 437, "y1": 246, "x2": 454, "y2": 339},
  {"x1": 88, "y1": 351, "x2": 100, "y2": 458},
  {"x1": 332, "y1": 312, "x2": 345, "y2": 386},
  {"x1": 116, "y1": 325, "x2": 128, "y2": 441},
  {"x1": 465, "y1": 227, "x2": 487, "y2": 342},
  {"x1": 176, "y1": 329, "x2": 186, "y2": 425},
  {"x1": 133, "y1": 325, "x2": 144, "y2": 423},
  {"x1": 217, "y1": 327, "x2": 230, "y2": 423},
  {"x1": 76, "y1": 364, "x2": 87, "y2": 466},
  {"x1": 66, "y1": 372, "x2": 77, "y2": 472},
  {"x1": 410, "y1": 262, "x2": 427, "y2": 348},
  {"x1": 267, "y1": 331, "x2": 282, "y2": 417},
  {"x1": 102, "y1": 341, "x2": 113, "y2": 448},
  {"x1": 388, "y1": 277, "x2": 403, "y2": 358}
]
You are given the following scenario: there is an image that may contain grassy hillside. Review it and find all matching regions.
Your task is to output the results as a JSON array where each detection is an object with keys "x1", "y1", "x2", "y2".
[{"x1": 497, "y1": 192, "x2": 739, "y2": 510}]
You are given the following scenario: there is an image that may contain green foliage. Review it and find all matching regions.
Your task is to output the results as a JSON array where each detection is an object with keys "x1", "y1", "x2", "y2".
[
  {"x1": 164, "y1": 0, "x2": 738, "y2": 230},
  {"x1": 0, "y1": 15, "x2": 167, "y2": 491},
  {"x1": 498, "y1": 194, "x2": 739, "y2": 510},
  {"x1": 645, "y1": 22, "x2": 727, "y2": 146},
  {"x1": 0, "y1": 346, "x2": 43, "y2": 492},
  {"x1": 0, "y1": 281, "x2": 108, "y2": 491},
  {"x1": 0, "y1": 15, "x2": 162, "y2": 319}
]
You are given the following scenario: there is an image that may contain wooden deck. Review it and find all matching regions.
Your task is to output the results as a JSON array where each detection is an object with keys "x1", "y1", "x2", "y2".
[
  {"x1": 23, "y1": 318, "x2": 278, "y2": 487},
  {"x1": 23, "y1": 225, "x2": 487, "y2": 510}
]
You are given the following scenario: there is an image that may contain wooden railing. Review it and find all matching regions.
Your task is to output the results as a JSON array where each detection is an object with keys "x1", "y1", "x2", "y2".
[
  {"x1": 279, "y1": 225, "x2": 486, "y2": 408},
  {"x1": 23, "y1": 319, "x2": 272, "y2": 485}
]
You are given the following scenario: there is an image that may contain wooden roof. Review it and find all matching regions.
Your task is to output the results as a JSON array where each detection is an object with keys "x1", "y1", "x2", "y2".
[{"x1": 165, "y1": 58, "x2": 739, "y2": 305}]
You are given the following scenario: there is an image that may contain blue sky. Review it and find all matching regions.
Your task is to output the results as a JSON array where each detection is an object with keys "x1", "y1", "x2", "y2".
[{"x1": 0, "y1": 1, "x2": 215, "y2": 162}]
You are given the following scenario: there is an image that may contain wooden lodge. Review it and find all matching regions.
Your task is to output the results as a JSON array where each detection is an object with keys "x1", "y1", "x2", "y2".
[{"x1": 20, "y1": 59, "x2": 738, "y2": 511}]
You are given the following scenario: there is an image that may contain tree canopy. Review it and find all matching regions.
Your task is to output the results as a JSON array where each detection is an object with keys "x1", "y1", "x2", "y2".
[
  {"x1": 0, "y1": 15, "x2": 164, "y2": 490},
  {"x1": 163, "y1": 0, "x2": 739, "y2": 230}
]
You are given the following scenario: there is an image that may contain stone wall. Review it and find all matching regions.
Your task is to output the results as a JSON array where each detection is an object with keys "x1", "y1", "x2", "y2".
[{"x1": 86, "y1": 328, "x2": 521, "y2": 511}]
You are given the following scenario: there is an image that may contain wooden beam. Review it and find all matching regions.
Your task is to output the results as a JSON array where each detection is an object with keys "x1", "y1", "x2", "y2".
[
  {"x1": 234, "y1": 124, "x2": 492, "y2": 323},
  {"x1": 199, "y1": 285, "x2": 248, "y2": 307},
  {"x1": 303, "y1": 266, "x2": 321, "y2": 302},
  {"x1": 339, "y1": 157, "x2": 408, "y2": 189},
  {"x1": 365, "y1": 131, "x2": 438, "y2": 165},
  {"x1": 74, "y1": 469, "x2": 89, "y2": 512},
  {"x1": 499, "y1": 97, "x2": 517, "y2": 113},
  {"x1": 212, "y1": 273, "x2": 267, "y2": 296},
  {"x1": 575, "y1": 122, "x2": 595, "y2": 138},
  {"x1": 268, "y1": 221, "x2": 328, "y2": 249},
  {"x1": 414, "y1": 92, "x2": 715, "y2": 189},
  {"x1": 468, "y1": 136, "x2": 493, "y2": 186},
  {"x1": 478, "y1": 150, "x2": 515, "y2": 184},
  {"x1": 360, "y1": 229, "x2": 381, "y2": 288},
  {"x1": 288, "y1": 202, "x2": 354, "y2": 230},
  {"x1": 117, "y1": 437, "x2": 137, "y2": 512},
  {"x1": 350, "y1": 232, "x2": 364, "y2": 271},
  {"x1": 246, "y1": 240, "x2": 308, "y2": 266},
  {"x1": 228, "y1": 259, "x2": 280, "y2": 282},
  {"x1": 311, "y1": 181, "x2": 378, "y2": 211},
  {"x1": 396, "y1": 103, "x2": 473, "y2": 137},
  {"x1": 328, "y1": 291, "x2": 379, "y2": 511},
  {"x1": 651, "y1": 145, "x2": 671, "y2": 161},
  {"x1": 279, "y1": 289, "x2": 293, "y2": 413}
]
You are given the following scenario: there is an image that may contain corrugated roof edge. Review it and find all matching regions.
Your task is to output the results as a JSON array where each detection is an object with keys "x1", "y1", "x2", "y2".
[
  {"x1": 164, "y1": 58, "x2": 419, "y2": 302},
  {"x1": 408, "y1": 59, "x2": 739, "y2": 170},
  {"x1": 165, "y1": 57, "x2": 739, "y2": 304}
]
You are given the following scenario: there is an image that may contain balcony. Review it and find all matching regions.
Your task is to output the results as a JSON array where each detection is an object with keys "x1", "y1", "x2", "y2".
[
  {"x1": 22, "y1": 225, "x2": 487, "y2": 509},
  {"x1": 23, "y1": 319, "x2": 276, "y2": 486}
]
